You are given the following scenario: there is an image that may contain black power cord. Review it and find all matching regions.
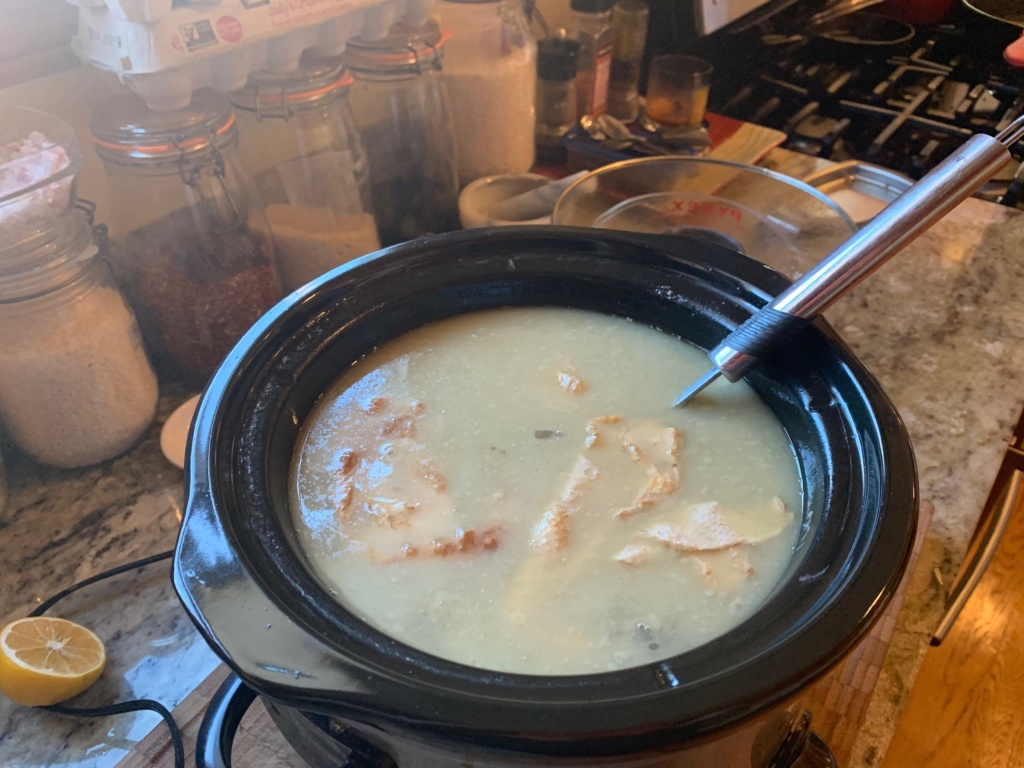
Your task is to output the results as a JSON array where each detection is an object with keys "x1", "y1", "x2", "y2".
[{"x1": 27, "y1": 549, "x2": 185, "y2": 768}]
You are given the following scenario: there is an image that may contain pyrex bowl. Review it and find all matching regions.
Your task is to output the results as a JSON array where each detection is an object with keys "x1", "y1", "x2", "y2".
[
  {"x1": 0, "y1": 107, "x2": 82, "y2": 237},
  {"x1": 175, "y1": 227, "x2": 917, "y2": 767},
  {"x1": 552, "y1": 157, "x2": 856, "y2": 278}
]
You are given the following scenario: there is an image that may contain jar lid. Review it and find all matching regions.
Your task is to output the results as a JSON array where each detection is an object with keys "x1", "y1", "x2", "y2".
[
  {"x1": 91, "y1": 90, "x2": 236, "y2": 162},
  {"x1": 0, "y1": 208, "x2": 96, "y2": 302},
  {"x1": 571, "y1": 0, "x2": 614, "y2": 12},
  {"x1": 343, "y1": 19, "x2": 449, "y2": 76},
  {"x1": 230, "y1": 55, "x2": 354, "y2": 116},
  {"x1": 537, "y1": 38, "x2": 581, "y2": 81}
]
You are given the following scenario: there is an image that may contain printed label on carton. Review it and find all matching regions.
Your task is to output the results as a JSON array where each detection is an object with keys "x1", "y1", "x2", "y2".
[
  {"x1": 84, "y1": 25, "x2": 125, "y2": 53},
  {"x1": 179, "y1": 19, "x2": 218, "y2": 51},
  {"x1": 216, "y1": 16, "x2": 244, "y2": 43}
]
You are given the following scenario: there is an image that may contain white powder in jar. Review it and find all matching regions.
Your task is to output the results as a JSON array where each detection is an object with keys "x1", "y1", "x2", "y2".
[
  {"x1": 258, "y1": 204, "x2": 381, "y2": 293},
  {"x1": 444, "y1": 50, "x2": 537, "y2": 187},
  {"x1": 0, "y1": 272, "x2": 159, "y2": 468}
]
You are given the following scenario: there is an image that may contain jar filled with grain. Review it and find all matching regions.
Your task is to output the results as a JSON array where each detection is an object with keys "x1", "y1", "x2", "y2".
[
  {"x1": 91, "y1": 91, "x2": 281, "y2": 384},
  {"x1": 343, "y1": 19, "x2": 460, "y2": 246},
  {"x1": 231, "y1": 55, "x2": 381, "y2": 293},
  {"x1": 0, "y1": 209, "x2": 158, "y2": 468},
  {"x1": 436, "y1": 0, "x2": 537, "y2": 186}
]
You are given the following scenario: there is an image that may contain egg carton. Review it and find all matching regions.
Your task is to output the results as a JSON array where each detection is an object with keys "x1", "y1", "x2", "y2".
[
  {"x1": 66, "y1": 0, "x2": 176, "y2": 25},
  {"x1": 72, "y1": 0, "x2": 435, "y2": 111}
]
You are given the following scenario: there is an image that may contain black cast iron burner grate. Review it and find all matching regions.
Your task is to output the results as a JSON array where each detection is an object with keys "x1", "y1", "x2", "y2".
[{"x1": 711, "y1": 22, "x2": 1024, "y2": 205}]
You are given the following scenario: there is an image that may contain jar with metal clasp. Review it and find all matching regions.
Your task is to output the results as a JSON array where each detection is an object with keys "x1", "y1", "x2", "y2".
[
  {"x1": 231, "y1": 54, "x2": 381, "y2": 293},
  {"x1": 91, "y1": 91, "x2": 281, "y2": 384},
  {"x1": 436, "y1": 0, "x2": 537, "y2": 186},
  {"x1": 0, "y1": 202, "x2": 158, "y2": 468},
  {"x1": 343, "y1": 19, "x2": 460, "y2": 246}
]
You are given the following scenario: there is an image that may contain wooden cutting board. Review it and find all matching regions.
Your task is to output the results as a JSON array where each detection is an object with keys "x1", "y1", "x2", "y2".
[{"x1": 118, "y1": 502, "x2": 933, "y2": 768}]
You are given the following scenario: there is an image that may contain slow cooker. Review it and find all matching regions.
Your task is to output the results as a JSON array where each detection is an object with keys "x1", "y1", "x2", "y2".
[{"x1": 174, "y1": 227, "x2": 918, "y2": 767}]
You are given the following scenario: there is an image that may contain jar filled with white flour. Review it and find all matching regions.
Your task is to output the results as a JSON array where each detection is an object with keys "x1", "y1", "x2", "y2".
[
  {"x1": 0, "y1": 210, "x2": 159, "y2": 468},
  {"x1": 231, "y1": 55, "x2": 381, "y2": 293},
  {"x1": 437, "y1": 0, "x2": 537, "y2": 187}
]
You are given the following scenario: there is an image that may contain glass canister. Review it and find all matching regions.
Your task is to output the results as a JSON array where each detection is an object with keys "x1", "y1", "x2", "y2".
[
  {"x1": 569, "y1": 0, "x2": 614, "y2": 119},
  {"x1": 91, "y1": 91, "x2": 281, "y2": 385},
  {"x1": 0, "y1": 209, "x2": 158, "y2": 468},
  {"x1": 607, "y1": 0, "x2": 649, "y2": 121},
  {"x1": 535, "y1": 36, "x2": 581, "y2": 165},
  {"x1": 230, "y1": 55, "x2": 381, "y2": 293},
  {"x1": 343, "y1": 20, "x2": 460, "y2": 246},
  {"x1": 436, "y1": 0, "x2": 537, "y2": 186}
]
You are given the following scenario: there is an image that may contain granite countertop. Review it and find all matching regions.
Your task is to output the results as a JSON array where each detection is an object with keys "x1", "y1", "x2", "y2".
[{"x1": 3, "y1": 148, "x2": 1024, "y2": 767}]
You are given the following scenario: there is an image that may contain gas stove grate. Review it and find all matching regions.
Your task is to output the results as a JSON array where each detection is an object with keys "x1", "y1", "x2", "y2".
[{"x1": 711, "y1": 22, "x2": 1024, "y2": 206}]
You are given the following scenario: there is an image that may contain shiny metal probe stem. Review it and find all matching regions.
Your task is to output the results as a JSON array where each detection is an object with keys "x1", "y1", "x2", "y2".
[
  {"x1": 673, "y1": 368, "x2": 721, "y2": 407},
  {"x1": 676, "y1": 116, "x2": 1024, "y2": 407},
  {"x1": 770, "y1": 132, "x2": 1011, "y2": 319}
]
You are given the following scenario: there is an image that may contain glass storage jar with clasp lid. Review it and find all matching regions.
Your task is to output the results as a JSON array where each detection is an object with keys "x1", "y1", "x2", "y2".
[
  {"x1": 343, "y1": 19, "x2": 460, "y2": 246},
  {"x1": 91, "y1": 91, "x2": 281, "y2": 385},
  {"x1": 0, "y1": 205, "x2": 158, "y2": 468},
  {"x1": 435, "y1": 0, "x2": 537, "y2": 186},
  {"x1": 230, "y1": 54, "x2": 381, "y2": 293}
]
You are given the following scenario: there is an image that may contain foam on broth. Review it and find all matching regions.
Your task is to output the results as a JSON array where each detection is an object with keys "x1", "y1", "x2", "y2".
[{"x1": 290, "y1": 308, "x2": 801, "y2": 675}]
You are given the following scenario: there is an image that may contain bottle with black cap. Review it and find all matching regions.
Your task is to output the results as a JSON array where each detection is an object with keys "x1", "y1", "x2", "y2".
[
  {"x1": 535, "y1": 35, "x2": 582, "y2": 164},
  {"x1": 568, "y1": 0, "x2": 614, "y2": 120}
]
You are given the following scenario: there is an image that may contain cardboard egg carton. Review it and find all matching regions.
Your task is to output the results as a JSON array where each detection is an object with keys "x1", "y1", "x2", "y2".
[{"x1": 71, "y1": 0, "x2": 435, "y2": 111}]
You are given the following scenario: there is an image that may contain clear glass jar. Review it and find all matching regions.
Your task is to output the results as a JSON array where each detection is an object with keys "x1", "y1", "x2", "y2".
[
  {"x1": 607, "y1": 0, "x2": 649, "y2": 121},
  {"x1": 536, "y1": 36, "x2": 581, "y2": 165},
  {"x1": 343, "y1": 19, "x2": 460, "y2": 246},
  {"x1": 569, "y1": 0, "x2": 614, "y2": 119},
  {"x1": 436, "y1": 0, "x2": 537, "y2": 186},
  {"x1": 231, "y1": 55, "x2": 381, "y2": 293},
  {"x1": 0, "y1": 210, "x2": 158, "y2": 468},
  {"x1": 91, "y1": 91, "x2": 281, "y2": 384}
]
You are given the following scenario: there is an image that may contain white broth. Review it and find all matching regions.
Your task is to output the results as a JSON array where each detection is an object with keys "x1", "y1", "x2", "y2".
[{"x1": 290, "y1": 308, "x2": 801, "y2": 675}]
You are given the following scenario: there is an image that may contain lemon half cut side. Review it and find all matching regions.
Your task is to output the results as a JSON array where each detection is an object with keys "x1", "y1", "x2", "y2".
[{"x1": 0, "y1": 617, "x2": 106, "y2": 707}]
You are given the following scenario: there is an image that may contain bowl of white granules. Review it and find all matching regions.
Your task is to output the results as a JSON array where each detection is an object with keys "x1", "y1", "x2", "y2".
[{"x1": 0, "y1": 107, "x2": 82, "y2": 238}]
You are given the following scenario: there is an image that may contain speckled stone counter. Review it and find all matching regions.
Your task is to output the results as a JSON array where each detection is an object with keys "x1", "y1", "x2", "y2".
[{"x1": 2, "y1": 148, "x2": 1024, "y2": 767}]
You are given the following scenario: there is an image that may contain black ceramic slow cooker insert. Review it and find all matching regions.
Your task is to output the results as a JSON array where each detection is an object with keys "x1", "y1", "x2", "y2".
[{"x1": 175, "y1": 227, "x2": 918, "y2": 767}]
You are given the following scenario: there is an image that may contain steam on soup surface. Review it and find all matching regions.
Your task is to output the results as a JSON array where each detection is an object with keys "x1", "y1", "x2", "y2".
[{"x1": 291, "y1": 308, "x2": 801, "y2": 675}]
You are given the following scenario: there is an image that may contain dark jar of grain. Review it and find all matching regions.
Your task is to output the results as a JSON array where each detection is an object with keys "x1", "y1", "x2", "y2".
[
  {"x1": 91, "y1": 91, "x2": 281, "y2": 384},
  {"x1": 343, "y1": 19, "x2": 461, "y2": 246}
]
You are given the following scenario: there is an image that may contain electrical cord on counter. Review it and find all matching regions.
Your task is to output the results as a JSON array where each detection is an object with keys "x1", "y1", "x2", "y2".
[{"x1": 29, "y1": 549, "x2": 185, "y2": 768}]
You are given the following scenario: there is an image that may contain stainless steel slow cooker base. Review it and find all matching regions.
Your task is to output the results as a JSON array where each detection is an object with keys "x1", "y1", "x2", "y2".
[{"x1": 196, "y1": 675, "x2": 838, "y2": 768}]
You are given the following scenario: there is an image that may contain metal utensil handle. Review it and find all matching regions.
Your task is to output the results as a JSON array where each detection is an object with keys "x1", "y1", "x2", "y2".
[{"x1": 709, "y1": 117, "x2": 1024, "y2": 382}]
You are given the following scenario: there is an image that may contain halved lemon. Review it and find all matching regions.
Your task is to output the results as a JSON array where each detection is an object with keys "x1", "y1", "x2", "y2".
[{"x1": 0, "y1": 617, "x2": 106, "y2": 706}]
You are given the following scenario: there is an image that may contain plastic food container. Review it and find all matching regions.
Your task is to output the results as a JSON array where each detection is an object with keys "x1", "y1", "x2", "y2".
[{"x1": 0, "y1": 107, "x2": 83, "y2": 238}]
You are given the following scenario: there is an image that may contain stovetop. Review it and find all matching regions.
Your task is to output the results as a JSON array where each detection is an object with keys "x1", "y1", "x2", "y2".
[{"x1": 709, "y1": 12, "x2": 1024, "y2": 205}]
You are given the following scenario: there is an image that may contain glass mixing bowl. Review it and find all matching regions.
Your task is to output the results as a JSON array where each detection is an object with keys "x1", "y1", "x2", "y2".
[{"x1": 552, "y1": 157, "x2": 857, "y2": 279}]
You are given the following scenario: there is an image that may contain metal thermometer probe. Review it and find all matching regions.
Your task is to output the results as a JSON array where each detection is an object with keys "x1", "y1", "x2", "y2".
[{"x1": 675, "y1": 114, "x2": 1024, "y2": 407}]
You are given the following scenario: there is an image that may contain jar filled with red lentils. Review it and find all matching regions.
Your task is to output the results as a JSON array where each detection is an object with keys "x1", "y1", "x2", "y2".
[{"x1": 91, "y1": 90, "x2": 281, "y2": 385}]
